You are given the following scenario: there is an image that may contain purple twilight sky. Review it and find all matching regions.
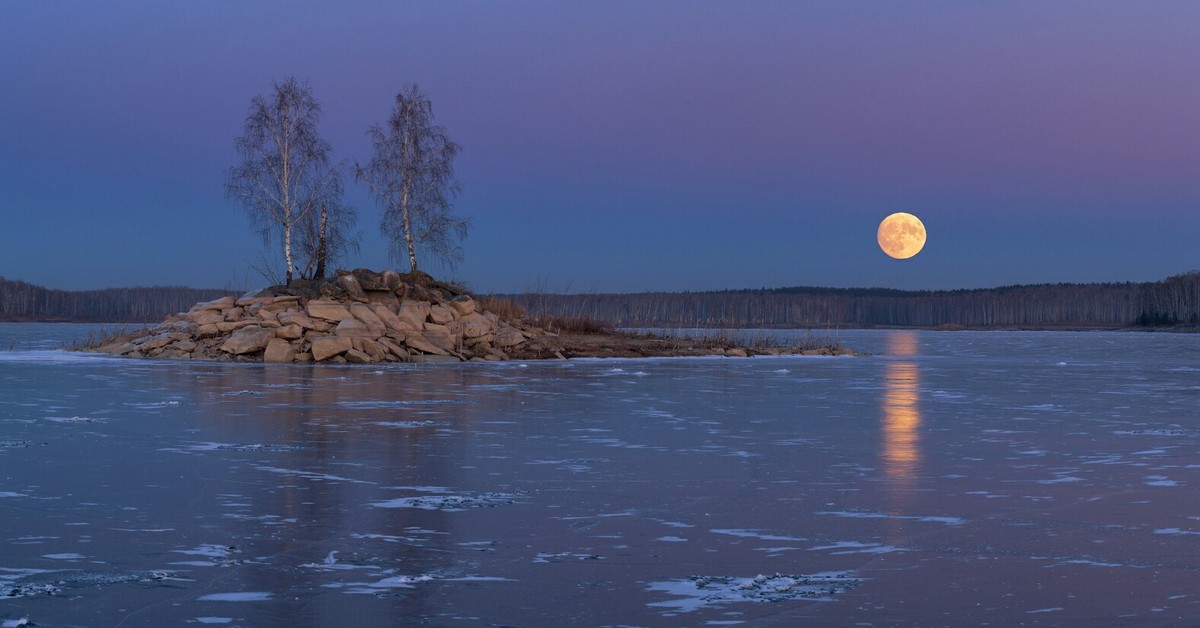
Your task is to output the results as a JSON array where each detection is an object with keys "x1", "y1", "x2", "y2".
[{"x1": 2, "y1": 1, "x2": 1197, "y2": 293}]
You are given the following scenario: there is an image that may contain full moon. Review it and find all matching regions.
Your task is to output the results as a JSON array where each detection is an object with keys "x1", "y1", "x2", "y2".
[{"x1": 877, "y1": 212, "x2": 927, "y2": 260}]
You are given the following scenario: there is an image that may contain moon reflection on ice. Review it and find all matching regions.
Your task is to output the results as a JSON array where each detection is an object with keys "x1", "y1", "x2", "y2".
[{"x1": 882, "y1": 331, "x2": 922, "y2": 515}]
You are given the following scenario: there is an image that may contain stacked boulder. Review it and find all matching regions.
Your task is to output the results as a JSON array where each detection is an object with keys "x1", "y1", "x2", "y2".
[{"x1": 94, "y1": 269, "x2": 531, "y2": 364}]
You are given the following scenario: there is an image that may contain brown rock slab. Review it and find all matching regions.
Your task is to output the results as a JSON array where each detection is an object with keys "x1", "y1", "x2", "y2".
[
  {"x1": 215, "y1": 320, "x2": 257, "y2": 333},
  {"x1": 495, "y1": 327, "x2": 526, "y2": 348},
  {"x1": 275, "y1": 324, "x2": 304, "y2": 340},
  {"x1": 403, "y1": 332, "x2": 450, "y2": 356},
  {"x1": 450, "y1": 295, "x2": 476, "y2": 316},
  {"x1": 220, "y1": 326, "x2": 275, "y2": 355},
  {"x1": 338, "y1": 274, "x2": 367, "y2": 301},
  {"x1": 263, "y1": 338, "x2": 296, "y2": 363},
  {"x1": 278, "y1": 311, "x2": 324, "y2": 330},
  {"x1": 333, "y1": 318, "x2": 374, "y2": 338},
  {"x1": 421, "y1": 324, "x2": 456, "y2": 351},
  {"x1": 349, "y1": 303, "x2": 387, "y2": 336},
  {"x1": 462, "y1": 320, "x2": 492, "y2": 339},
  {"x1": 311, "y1": 335, "x2": 353, "y2": 361},
  {"x1": 190, "y1": 310, "x2": 224, "y2": 326},
  {"x1": 306, "y1": 300, "x2": 353, "y2": 323},
  {"x1": 140, "y1": 334, "x2": 173, "y2": 352},
  {"x1": 381, "y1": 269, "x2": 403, "y2": 291},
  {"x1": 192, "y1": 296, "x2": 235, "y2": 312},
  {"x1": 359, "y1": 338, "x2": 388, "y2": 361},
  {"x1": 344, "y1": 348, "x2": 373, "y2": 364},
  {"x1": 377, "y1": 337, "x2": 410, "y2": 361},
  {"x1": 369, "y1": 303, "x2": 411, "y2": 332},
  {"x1": 397, "y1": 300, "x2": 431, "y2": 329},
  {"x1": 429, "y1": 304, "x2": 456, "y2": 325},
  {"x1": 235, "y1": 296, "x2": 272, "y2": 307},
  {"x1": 260, "y1": 296, "x2": 301, "y2": 312}
]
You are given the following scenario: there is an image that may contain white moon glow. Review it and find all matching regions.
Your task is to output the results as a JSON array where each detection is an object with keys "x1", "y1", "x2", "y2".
[{"x1": 877, "y1": 212, "x2": 927, "y2": 260}]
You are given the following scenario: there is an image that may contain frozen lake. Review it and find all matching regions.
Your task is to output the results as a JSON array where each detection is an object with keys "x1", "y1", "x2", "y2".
[{"x1": 2, "y1": 323, "x2": 1200, "y2": 626}]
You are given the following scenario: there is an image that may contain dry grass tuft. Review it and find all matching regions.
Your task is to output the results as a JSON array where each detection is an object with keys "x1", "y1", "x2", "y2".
[
  {"x1": 68, "y1": 326, "x2": 152, "y2": 351},
  {"x1": 477, "y1": 296, "x2": 528, "y2": 321},
  {"x1": 535, "y1": 316, "x2": 612, "y2": 334}
]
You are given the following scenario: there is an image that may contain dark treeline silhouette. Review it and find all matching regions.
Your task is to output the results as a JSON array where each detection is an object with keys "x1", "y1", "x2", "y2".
[
  {"x1": 0, "y1": 277, "x2": 232, "y2": 323},
  {"x1": 504, "y1": 271, "x2": 1200, "y2": 329}
]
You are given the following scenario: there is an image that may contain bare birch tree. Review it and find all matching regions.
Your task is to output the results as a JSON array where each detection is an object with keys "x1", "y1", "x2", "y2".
[
  {"x1": 295, "y1": 191, "x2": 359, "y2": 281},
  {"x1": 226, "y1": 76, "x2": 335, "y2": 284},
  {"x1": 358, "y1": 84, "x2": 467, "y2": 273}
]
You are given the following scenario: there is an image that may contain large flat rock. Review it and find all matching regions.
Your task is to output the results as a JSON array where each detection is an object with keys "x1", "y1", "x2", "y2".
[
  {"x1": 220, "y1": 325, "x2": 275, "y2": 355},
  {"x1": 306, "y1": 300, "x2": 353, "y2": 322},
  {"x1": 311, "y1": 335, "x2": 353, "y2": 361}
]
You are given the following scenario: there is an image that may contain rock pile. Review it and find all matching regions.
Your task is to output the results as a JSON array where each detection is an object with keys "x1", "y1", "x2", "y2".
[{"x1": 91, "y1": 269, "x2": 535, "y2": 364}]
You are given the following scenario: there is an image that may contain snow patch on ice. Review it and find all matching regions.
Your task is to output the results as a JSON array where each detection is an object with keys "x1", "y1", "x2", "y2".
[
  {"x1": 125, "y1": 400, "x2": 181, "y2": 408},
  {"x1": 45, "y1": 415, "x2": 105, "y2": 424},
  {"x1": 816, "y1": 511, "x2": 966, "y2": 526},
  {"x1": 646, "y1": 572, "x2": 861, "y2": 613},
  {"x1": 254, "y1": 465, "x2": 375, "y2": 485},
  {"x1": 1154, "y1": 528, "x2": 1200, "y2": 536},
  {"x1": 808, "y1": 541, "x2": 908, "y2": 554},
  {"x1": 198, "y1": 592, "x2": 272, "y2": 602},
  {"x1": 371, "y1": 492, "x2": 521, "y2": 511},
  {"x1": 373, "y1": 420, "x2": 447, "y2": 428},
  {"x1": 710, "y1": 529, "x2": 807, "y2": 542},
  {"x1": 1114, "y1": 429, "x2": 1192, "y2": 437},
  {"x1": 533, "y1": 552, "x2": 601, "y2": 563},
  {"x1": 338, "y1": 399, "x2": 472, "y2": 409},
  {"x1": 1037, "y1": 475, "x2": 1085, "y2": 485}
]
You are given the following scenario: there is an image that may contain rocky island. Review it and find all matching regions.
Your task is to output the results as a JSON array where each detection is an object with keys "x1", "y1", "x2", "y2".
[{"x1": 81, "y1": 269, "x2": 848, "y2": 363}]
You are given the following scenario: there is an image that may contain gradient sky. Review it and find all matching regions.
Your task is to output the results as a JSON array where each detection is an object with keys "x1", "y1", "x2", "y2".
[{"x1": 2, "y1": 2, "x2": 1198, "y2": 293}]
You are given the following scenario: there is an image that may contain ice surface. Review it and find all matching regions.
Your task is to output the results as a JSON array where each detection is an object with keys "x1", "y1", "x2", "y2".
[{"x1": 5, "y1": 326, "x2": 1200, "y2": 625}]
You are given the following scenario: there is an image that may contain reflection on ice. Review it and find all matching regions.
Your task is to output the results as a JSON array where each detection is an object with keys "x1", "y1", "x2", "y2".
[{"x1": 882, "y1": 332, "x2": 921, "y2": 500}]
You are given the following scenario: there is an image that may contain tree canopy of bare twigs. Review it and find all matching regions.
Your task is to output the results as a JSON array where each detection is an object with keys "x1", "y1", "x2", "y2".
[
  {"x1": 358, "y1": 84, "x2": 467, "y2": 273},
  {"x1": 226, "y1": 76, "x2": 350, "y2": 284}
]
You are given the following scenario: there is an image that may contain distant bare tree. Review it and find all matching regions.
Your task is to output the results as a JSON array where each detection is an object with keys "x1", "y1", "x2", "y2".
[
  {"x1": 227, "y1": 76, "x2": 339, "y2": 284},
  {"x1": 358, "y1": 84, "x2": 467, "y2": 273}
]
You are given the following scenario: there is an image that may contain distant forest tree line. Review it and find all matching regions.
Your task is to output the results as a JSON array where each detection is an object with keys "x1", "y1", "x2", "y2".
[
  {"x1": 3, "y1": 272, "x2": 1198, "y2": 327},
  {"x1": 503, "y1": 271, "x2": 1200, "y2": 329},
  {"x1": 0, "y1": 278, "x2": 231, "y2": 323}
]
